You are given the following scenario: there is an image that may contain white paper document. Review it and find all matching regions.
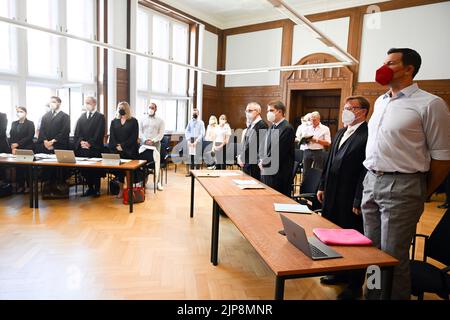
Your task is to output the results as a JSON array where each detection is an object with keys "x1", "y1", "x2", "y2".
[
  {"x1": 232, "y1": 179, "x2": 258, "y2": 185},
  {"x1": 273, "y1": 203, "x2": 313, "y2": 214},
  {"x1": 237, "y1": 184, "x2": 265, "y2": 190}
]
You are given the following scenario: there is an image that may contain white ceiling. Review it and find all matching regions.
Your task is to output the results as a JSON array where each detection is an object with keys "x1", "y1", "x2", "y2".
[{"x1": 160, "y1": 0, "x2": 389, "y2": 29}]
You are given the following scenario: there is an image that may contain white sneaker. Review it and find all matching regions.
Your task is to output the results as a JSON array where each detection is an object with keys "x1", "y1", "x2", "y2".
[
  {"x1": 157, "y1": 183, "x2": 164, "y2": 191},
  {"x1": 207, "y1": 165, "x2": 216, "y2": 170}
]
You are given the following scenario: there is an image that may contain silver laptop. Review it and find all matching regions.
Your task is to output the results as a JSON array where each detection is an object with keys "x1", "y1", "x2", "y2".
[
  {"x1": 101, "y1": 153, "x2": 121, "y2": 165},
  {"x1": 280, "y1": 214, "x2": 342, "y2": 260},
  {"x1": 55, "y1": 150, "x2": 76, "y2": 163},
  {"x1": 15, "y1": 149, "x2": 34, "y2": 162}
]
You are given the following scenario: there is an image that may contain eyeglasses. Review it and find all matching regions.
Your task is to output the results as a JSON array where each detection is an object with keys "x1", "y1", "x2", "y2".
[
  {"x1": 344, "y1": 106, "x2": 365, "y2": 111},
  {"x1": 246, "y1": 109, "x2": 256, "y2": 113}
]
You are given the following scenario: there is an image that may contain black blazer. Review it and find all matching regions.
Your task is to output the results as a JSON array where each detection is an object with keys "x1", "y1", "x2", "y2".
[
  {"x1": 36, "y1": 110, "x2": 70, "y2": 151},
  {"x1": 261, "y1": 119, "x2": 295, "y2": 196},
  {"x1": 9, "y1": 119, "x2": 35, "y2": 150},
  {"x1": 0, "y1": 112, "x2": 9, "y2": 153},
  {"x1": 239, "y1": 119, "x2": 268, "y2": 181},
  {"x1": 319, "y1": 121, "x2": 368, "y2": 231},
  {"x1": 74, "y1": 112, "x2": 106, "y2": 155},
  {"x1": 108, "y1": 117, "x2": 139, "y2": 159}
]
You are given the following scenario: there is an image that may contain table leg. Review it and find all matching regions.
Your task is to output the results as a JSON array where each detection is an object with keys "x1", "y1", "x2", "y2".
[
  {"x1": 29, "y1": 166, "x2": 34, "y2": 209},
  {"x1": 381, "y1": 266, "x2": 394, "y2": 300},
  {"x1": 129, "y1": 170, "x2": 134, "y2": 213},
  {"x1": 211, "y1": 200, "x2": 220, "y2": 266},
  {"x1": 190, "y1": 173, "x2": 195, "y2": 218},
  {"x1": 34, "y1": 167, "x2": 39, "y2": 209},
  {"x1": 275, "y1": 276, "x2": 285, "y2": 300}
]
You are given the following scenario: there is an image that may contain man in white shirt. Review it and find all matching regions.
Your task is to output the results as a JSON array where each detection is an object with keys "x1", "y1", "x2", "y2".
[
  {"x1": 362, "y1": 48, "x2": 450, "y2": 300},
  {"x1": 302, "y1": 111, "x2": 331, "y2": 177},
  {"x1": 139, "y1": 103, "x2": 165, "y2": 191}
]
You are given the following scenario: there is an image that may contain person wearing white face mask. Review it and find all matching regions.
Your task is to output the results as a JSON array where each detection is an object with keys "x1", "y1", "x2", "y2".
[
  {"x1": 237, "y1": 102, "x2": 268, "y2": 181},
  {"x1": 74, "y1": 96, "x2": 106, "y2": 197},
  {"x1": 259, "y1": 101, "x2": 295, "y2": 196},
  {"x1": 295, "y1": 113, "x2": 312, "y2": 150},
  {"x1": 211, "y1": 114, "x2": 232, "y2": 170},
  {"x1": 315, "y1": 96, "x2": 370, "y2": 300},
  {"x1": 9, "y1": 106, "x2": 35, "y2": 193},
  {"x1": 36, "y1": 96, "x2": 70, "y2": 198},
  {"x1": 139, "y1": 103, "x2": 165, "y2": 191}
]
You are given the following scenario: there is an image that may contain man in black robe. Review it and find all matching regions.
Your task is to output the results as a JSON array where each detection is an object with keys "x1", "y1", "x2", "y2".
[
  {"x1": 0, "y1": 112, "x2": 10, "y2": 184},
  {"x1": 74, "y1": 96, "x2": 105, "y2": 197},
  {"x1": 259, "y1": 101, "x2": 295, "y2": 196},
  {"x1": 36, "y1": 96, "x2": 70, "y2": 197},
  {"x1": 316, "y1": 96, "x2": 370, "y2": 300}
]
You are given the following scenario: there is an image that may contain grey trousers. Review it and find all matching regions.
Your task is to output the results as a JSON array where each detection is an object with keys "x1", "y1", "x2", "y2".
[
  {"x1": 361, "y1": 171, "x2": 427, "y2": 300},
  {"x1": 303, "y1": 149, "x2": 325, "y2": 177}
]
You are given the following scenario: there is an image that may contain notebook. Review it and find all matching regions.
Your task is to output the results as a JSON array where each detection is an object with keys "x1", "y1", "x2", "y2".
[
  {"x1": 274, "y1": 203, "x2": 312, "y2": 214},
  {"x1": 312, "y1": 228, "x2": 373, "y2": 246}
]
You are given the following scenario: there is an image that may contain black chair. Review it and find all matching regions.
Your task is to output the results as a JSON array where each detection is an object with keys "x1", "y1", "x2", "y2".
[
  {"x1": 291, "y1": 167, "x2": 322, "y2": 211},
  {"x1": 410, "y1": 209, "x2": 450, "y2": 300},
  {"x1": 293, "y1": 149, "x2": 304, "y2": 186}
]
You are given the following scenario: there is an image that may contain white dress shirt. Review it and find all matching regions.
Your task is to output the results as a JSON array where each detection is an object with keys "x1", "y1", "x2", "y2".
[
  {"x1": 305, "y1": 123, "x2": 331, "y2": 150},
  {"x1": 338, "y1": 121, "x2": 364, "y2": 149},
  {"x1": 139, "y1": 115, "x2": 165, "y2": 153},
  {"x1": 214, "y1": 124, "x2": 231, "y2": 143},
  {"x1": 364, "y1": 83, "x2": 450, "y2": 173}
]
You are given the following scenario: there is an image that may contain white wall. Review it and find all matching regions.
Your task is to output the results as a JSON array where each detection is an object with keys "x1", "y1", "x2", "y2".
[
  {"x1": 292, "y1": 17, "x2": 350, "y2": 64},
  {"x1": 202, "y1": 30, "x2": 218, "y2": 87},
  {"x1": 359, "y1": 2, "x2": 450, "y2": 82},
  {"x1": 225, "y1": 28, "x2": 282, "y2": 87}
]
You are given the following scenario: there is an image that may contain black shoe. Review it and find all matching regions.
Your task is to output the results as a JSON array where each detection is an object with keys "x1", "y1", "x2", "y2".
[
  {"x1": 93, "y1": 190, "x2": 101, "y2": 197},
  {"x1": 337, "y1": 287, "x2": 362, "y2": 300},
  {"x1": 320, "y1": 275, "x2": 348, "y2": 285},
  {"x1": 437, "y1": 203, "x2": 448, "y2": 209}
]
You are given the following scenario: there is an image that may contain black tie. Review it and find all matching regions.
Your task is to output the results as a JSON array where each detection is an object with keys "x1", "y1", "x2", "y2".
[{"x1": 88, "y1": 112, "x2": 92, "y2": 119}]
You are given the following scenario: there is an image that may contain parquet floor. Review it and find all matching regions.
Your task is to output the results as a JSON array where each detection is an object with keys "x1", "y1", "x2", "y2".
[{"x1": 0, "y1": 166, "x2": 446, "y2": 299}]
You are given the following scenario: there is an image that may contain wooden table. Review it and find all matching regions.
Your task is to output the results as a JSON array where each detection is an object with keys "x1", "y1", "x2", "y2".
[
  {"x1": 189, "y1": 169, "x2": 280, "y2": 218},
  {"x1": 212, "y1": 194, "x2": 398, "y2": 300},
  {"x1": 0, "y1": 157, "x2": 147, "y2": 213}
]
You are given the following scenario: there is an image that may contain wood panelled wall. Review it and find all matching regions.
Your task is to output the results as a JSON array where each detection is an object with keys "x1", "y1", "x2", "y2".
[{"x1": 202, "y1": 0, "x2": 450, "y2": 130}]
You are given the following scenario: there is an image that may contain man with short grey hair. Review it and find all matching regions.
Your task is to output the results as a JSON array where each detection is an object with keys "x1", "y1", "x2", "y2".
[{"x1": 238, "y1": 102, "x2": 268, "y2": 181}]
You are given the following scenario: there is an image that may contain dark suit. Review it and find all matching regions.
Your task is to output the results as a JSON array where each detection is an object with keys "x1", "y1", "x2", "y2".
[
  {"x1": 261, "y1": 119, "x2": 295, "y2": 196},
  {"x1": 319, "y1": 121, "x2": 368, "y2": 293},
  {"x1": 74, "y1": 112, "x2": 106, "y2": 191},
  {"x1": 10, "y1": 119, "x2": 35, "y2": 150},
  {"x1": 239, "y1": 118, "x2": 268, "y2": 181},
  {"x1": 0, "y1": 113, "x2": 9, "y2": 153},
  {"x1": 36, "y1": 110, "x2": 70, "y2": 153},
  {"x1": 9, "y1": 119, "x2": 35, "y2": 188}
]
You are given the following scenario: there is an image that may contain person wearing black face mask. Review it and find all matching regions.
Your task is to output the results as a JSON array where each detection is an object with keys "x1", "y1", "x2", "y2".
[
  {"x1": 108, "y1": 101, "x2": 139, "y2": 198},
  {"x1": 363, "y1": 48, "x2": 450, "y2": 300},
  {"x1": 184, "y1": 107, "x2": 205, "y2": 176}
]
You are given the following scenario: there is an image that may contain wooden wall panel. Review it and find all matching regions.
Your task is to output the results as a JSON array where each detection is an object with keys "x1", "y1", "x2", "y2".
[{"x1": 116, "y1": 68, "x2": 129, "y2": 105}]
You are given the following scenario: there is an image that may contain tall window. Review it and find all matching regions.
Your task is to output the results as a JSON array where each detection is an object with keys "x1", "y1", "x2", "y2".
[
  {"x1": 0, "y1": 83, "x2": 14, "y2": 132},
  {"x1": 136, "y1": 6, "x2": 191, "y2": 132},
  {"x1": 26, "y1": 0, "x2": 59, "y2": 79},
  {"x1": 0, "y1": 0, "x2": 16, "y2": 73},
  {"x1": 0, "y1": 0, "x2": 97, "y2": 136}
]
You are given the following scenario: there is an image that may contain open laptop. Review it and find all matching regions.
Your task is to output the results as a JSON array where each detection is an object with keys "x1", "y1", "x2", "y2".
[
  {"x1": 280, "y1": 214, "x2": 342, "y2": 260},
  {"x1": 15, "y1": 149, "x2": 35, "y2": 162},
  {"x1": 55, "y1": 150, "x2": 77, "y2": 163},
  {"x1": 101, "y1": 153, "x2": 121, "y2": 166}
]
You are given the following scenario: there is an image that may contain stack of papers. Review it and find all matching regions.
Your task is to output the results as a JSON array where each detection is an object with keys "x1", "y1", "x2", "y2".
[
  {"x1": 273, "y1": 203, "x2": 313, "y2": 214},
  {"x1": 232, "y1": 179, "x2": 265, "y2": 189},
  {"x1": 35, "y1": 153, "x2": 56, "y2": 159},
  {"x1": 0, "y1": 153, "x2": 14, "y2": 158}
]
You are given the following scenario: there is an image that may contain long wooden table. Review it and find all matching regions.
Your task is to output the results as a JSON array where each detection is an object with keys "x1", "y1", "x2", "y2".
[
  {"x1": 213, "y1": 194, "x2": 398, "y2": 300},
  {"x1": 188, "y1": 169, "x2": 398, "y2": 300},
  {"x1": 189, "y1": 169, "x2": 280, "y2": 218},
  {"x1": 0, "y1": 157, "x2": 147, "y2": 213}
]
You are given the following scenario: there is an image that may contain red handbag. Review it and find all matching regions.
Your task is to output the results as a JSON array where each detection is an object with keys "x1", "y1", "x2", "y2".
[{"x1": 123, "y1": 187, "x2": 145, "y2": 205}]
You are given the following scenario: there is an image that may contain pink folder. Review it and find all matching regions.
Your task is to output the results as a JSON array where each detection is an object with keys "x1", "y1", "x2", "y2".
[{"x1": 313, "y1": 228, "x2": 373, "y2": 246}]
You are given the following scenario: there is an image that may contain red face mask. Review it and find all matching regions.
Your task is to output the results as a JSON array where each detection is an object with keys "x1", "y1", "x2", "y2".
[{"x1": 375, "y1": 64, "x2": 394, "y2": 86}]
